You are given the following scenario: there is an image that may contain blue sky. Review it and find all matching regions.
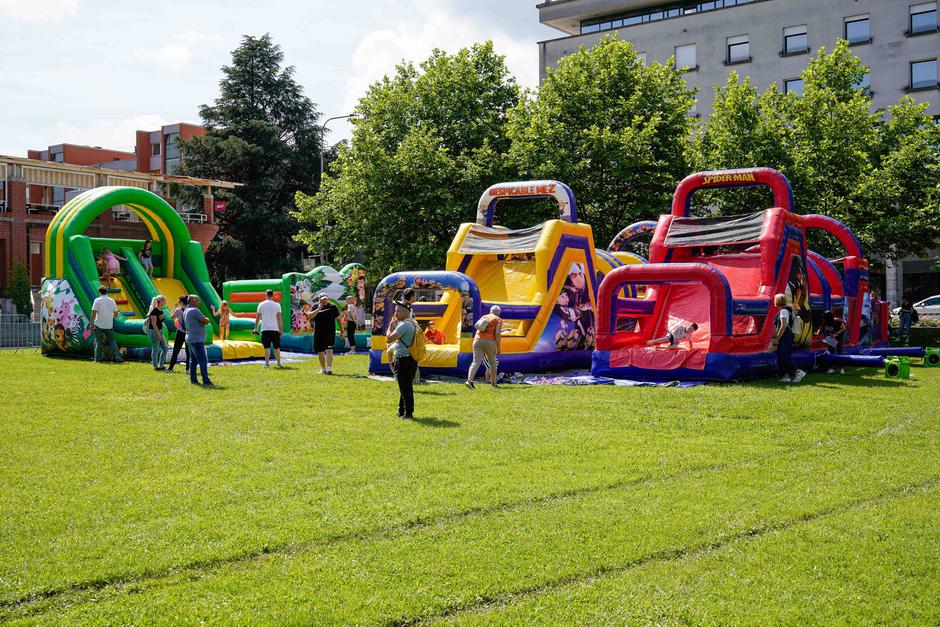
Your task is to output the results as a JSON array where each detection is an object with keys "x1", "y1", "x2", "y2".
[{"x1": 0, "y1": 0, "x2": 556, "y2": 156}]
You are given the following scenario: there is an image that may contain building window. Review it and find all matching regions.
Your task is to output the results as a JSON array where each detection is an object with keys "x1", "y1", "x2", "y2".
[
  {"x1": 151, "y1": 143, "x2": 161, "y2": 156},
  {"x1": 52, "y1": 187, "x2": 64, "y2": 205},
  {"x1": 910, "y1": 2, "x2": 937, "y2": 33},
  {"x1": 783, "y1": 25, "x2": 808, "y2": 54},
  {"x1": 164, "y1": 132, "x2": 180, "y2": 159},
  {"x1": 844, "y1": 15, "x2": 870, "y2": 44},
  {"x1": 51, "y1": 150, "x2": 63, "y2": 163},
  {"x1": 910, "y1": 59, "x2": 938, "y2": 90},
  {"x1": 784, "y1": 78, "x2": 804, "y2": 96},
  {"x1": 727, "y1": 35, "x2": 750, "y2": 63},
  {"x1": 675, "y1": 44, "x2": 697, "y2": 70},
  {"x1": 579, "y1": 0, "x2": 755, "y2": 35}
]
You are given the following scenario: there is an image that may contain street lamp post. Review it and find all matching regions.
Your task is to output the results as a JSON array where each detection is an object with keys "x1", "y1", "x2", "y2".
[{"x1": 320, "y1": 113, "x2": 357, "y2": 179}]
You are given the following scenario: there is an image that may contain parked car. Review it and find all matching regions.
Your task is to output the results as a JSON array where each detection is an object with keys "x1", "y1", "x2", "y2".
[{"x1": 892, "y1": 294, "x2": 940, "y2": 320}]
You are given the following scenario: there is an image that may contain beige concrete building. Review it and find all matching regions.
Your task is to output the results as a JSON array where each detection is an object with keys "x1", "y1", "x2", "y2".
[{"x1": 538, "y1": 0, "x2": 939, "y2": 119}]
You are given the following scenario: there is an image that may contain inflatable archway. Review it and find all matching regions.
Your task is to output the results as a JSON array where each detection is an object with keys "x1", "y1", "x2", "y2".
[{"x1": 40, "y1": 186, "x2": 257, "y2": 358}]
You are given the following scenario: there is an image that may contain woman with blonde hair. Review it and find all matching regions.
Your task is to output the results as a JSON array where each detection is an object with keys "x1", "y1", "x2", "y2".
[{"x1": 146, "y1": 294, "x2": 169, "y2": 370}]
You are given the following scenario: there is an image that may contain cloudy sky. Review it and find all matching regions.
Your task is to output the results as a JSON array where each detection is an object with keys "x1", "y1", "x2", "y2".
[{"x1": 0, "y1": 0, "x2": 557, "y2": 156}]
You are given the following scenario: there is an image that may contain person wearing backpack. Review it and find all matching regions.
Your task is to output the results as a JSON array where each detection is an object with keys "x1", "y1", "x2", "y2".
[
  {"x1": 769, "y1": 293, "x2": 805, "y2": 384},
  {"x1": 387, "y1": 302, "x2": 422, "y2": 419},
  {"x1": 466, "y1": 305, "x2": 503, "y2": 389},
  {"x1": 145, "y1": 294, "x2": 169, "y2": 371}
]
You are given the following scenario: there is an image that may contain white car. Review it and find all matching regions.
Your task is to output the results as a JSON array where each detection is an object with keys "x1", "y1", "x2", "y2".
[{"x1": 892, "y1": 294, "x2": 940, "y2": 320}]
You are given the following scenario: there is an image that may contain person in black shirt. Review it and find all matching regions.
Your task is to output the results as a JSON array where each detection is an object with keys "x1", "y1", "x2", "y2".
[
  {"x1": 309, "y1": 294, "x2": 340, "y2": 374},
  {"x1": 146, "y1": 295, "x2": 169, "y2": 370}
]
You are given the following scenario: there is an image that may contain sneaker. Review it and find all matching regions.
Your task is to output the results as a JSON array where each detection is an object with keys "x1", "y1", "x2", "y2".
[
  {"x1": 203, "y1": 382, "x2": 216, "y2": 387},
  {"x1": 465, "y1": 380, "x2": 475, "y2": 390},
  {"x1": 263, "y1": 363, "x2": 269, "y2": 369},
  {"x1": 326, "y1": 369, "x2": 333, "y2": 375},
  {"x1": 779, "y1": 376, "x2": 792, "y2": 383},
  {"x1": 793, "y1": 370, "x2": 807, "y2": 383},
  {"x1": 826, "y1": 368, "x2": 835, "y2": 374}
]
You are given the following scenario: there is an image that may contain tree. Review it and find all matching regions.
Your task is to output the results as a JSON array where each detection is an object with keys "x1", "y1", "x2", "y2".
[
  {"x1": 8, "y1": 262, "x2": 31, "y2": 316},
  {"x1": 294, "y1": 42, "x2": 520, "y2": 277},
  {"x1": 507, "y1": 36, "x2": 696, "y2": 247},
  {"x1": 692, "y1": 72, "x2": 792, "y2": 213},
  {"x1": 693, "y1": 40, "x2": 940, "y2": 260},
  {"x1": 177, "y1": 34, "x2": 322, "y2": 278}
]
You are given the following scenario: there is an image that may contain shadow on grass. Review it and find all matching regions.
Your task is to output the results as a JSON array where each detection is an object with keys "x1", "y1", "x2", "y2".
[
  {"x1": 410, "y1": 416, "x2": 460, "y2": 428},
  {"x1": 415, "y1": 389, "x2": 457, "y2": 396}
]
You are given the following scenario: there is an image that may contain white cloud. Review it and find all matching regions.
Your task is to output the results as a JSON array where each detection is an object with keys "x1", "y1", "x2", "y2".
[
  {"x1": 342, "y1": 0, "x2": 538, "y2": 115},
  {"x1": 50, "y1": 114, "x2": 172, "y2": 152},
  {"x1": 137, "y1": 30, "x2": 222, "y2": 69},
  {"x1": 0, "y1": 0, "x2": 79, "y2": 21}
]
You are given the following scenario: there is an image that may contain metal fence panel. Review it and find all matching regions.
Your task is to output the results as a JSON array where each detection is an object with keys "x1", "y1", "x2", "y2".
[{"x1": 0, "y1": 314, "x2": 41, "y2": 349}]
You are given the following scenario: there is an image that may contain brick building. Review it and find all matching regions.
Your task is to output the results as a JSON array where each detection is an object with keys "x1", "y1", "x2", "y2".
[{"x1": 0, "y1": 155, "x2": 236, "y2": 298}]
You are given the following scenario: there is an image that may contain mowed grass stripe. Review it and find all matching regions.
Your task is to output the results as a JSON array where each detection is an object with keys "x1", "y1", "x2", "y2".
[
  {"x1": 449, "y1": 482, "x2": 940, "y2": 625},
  {"x1": 0, "y1": 415, "x2": 898, "y2": 614},
  {"x1": 5, "y1": 410, "x2": 936, "y2": 624},
  {"x1": 3, "y1": 353, "x2": 912, "y2": 604}
]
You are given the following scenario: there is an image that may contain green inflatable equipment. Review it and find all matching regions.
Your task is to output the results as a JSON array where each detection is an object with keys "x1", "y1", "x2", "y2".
[
  {"x1": 39, "y1": 186, "x2": 262, "y2": 359},
  {"x1": 884, "y1": 356, "x2": 910, "y2": 380}
]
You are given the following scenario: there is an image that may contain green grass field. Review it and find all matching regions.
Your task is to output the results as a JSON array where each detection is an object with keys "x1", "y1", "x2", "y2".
[{"x1": 1, "y1": 350, "x2": 937, "y2": 624}]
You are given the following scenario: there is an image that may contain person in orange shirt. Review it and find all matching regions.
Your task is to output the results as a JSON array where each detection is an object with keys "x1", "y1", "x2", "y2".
[
  {"x1": 465, "y1": 305, "x2": 502, "y2": 389},
  {"x1": 424, "y1": 320, "x2": 445, "y2": 345}
]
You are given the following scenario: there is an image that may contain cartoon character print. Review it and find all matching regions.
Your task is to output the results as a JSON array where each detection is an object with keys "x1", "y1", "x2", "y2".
[
  {"x1": 552, "y1": 262, "x2": 596, "y2": 351},
  {"x1": 39, "y1": 279, "x2": 92, "y2": 354}
]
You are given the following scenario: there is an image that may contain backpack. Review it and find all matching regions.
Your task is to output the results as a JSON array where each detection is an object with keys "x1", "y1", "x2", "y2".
[
  {"x1": 775, "y1": 306, "x2": 794, "y2": 333},
  {"x1": 142, "y1": 315, "x2": 151, "y2": 331},
  {"x1": 911, "y1": 308, "x2": 920, "y2": 323},
  {"x1": 387, "y1": 319, "x2": 426, "y2": 365},
  {"x1": 404, "y1": 319, "x2": 427, "y2": 362}
]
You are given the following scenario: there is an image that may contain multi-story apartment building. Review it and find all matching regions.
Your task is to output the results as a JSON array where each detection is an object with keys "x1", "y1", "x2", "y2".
[
  {"x1": 538, "y1": 0, "x2": 940, "y2": 118},
  {"x1": 537, "y1": 0, "x2": 940, "y2": 303}
]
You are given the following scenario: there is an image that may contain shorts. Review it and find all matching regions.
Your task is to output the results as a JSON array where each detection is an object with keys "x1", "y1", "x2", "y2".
[
  {"x1": 261, "y1": 330, "x2": 281, "y2": 349},
  {"x1": 314, "y1": 333, "x2": 336, "y2": 353},
  {"x1": 666, "y1": 331, "x2": 677, "y2": 346}
]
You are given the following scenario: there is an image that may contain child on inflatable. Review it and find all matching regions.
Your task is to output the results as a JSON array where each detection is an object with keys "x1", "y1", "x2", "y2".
[
  {"x1": 211, "y1": 300, "x2": 232, "y2": 340},
  {"x1": 99, "y1": 246, "x2": 127, "y2": 288},
  {"x1": 646, "y1": 322, "x2": 698, "y2": 350}
]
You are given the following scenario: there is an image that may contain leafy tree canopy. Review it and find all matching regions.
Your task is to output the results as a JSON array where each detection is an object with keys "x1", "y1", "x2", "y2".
[
  {"x1": 694, "y1": 40, "x2": 940, "y2": 260},
  {"x1": 294, "y1": 42, "x2": 520, "y2": 278},
  {"x1": 178, "y1": 33, "x2": 322, "y2": 277},
  {"x1": 507, "y1": 36, "x2": 696, "y2": 247}
]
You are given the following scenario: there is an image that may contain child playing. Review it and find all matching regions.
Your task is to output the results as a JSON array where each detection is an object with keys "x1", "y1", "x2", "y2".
[
  {"x1": 99, "y1": 246, "x2": 127, "y2": 288},
  {"x1": 819, "y1": 310, "x2": 846, "y2": 374},
  {"x1": 138, "y1": 240, "x2": 154, "y2": 276},
  {"x1": 646, "y1": 322, "x2": 698, "y2": 349},
  {"x1": 211, "y1": 301, "x2": 232, "y2": 340}
]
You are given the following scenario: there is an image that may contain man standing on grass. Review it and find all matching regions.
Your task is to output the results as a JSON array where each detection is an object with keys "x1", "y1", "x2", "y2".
[
  {"x1": 184, "y1": 295, "x2": 213, "y2": 386},
  {"x1": 90, "y1": 285, "x2": 122, "y2": 363},
  {"x1": 256, "y1": 289, "x2": 283, "y2": 368}
]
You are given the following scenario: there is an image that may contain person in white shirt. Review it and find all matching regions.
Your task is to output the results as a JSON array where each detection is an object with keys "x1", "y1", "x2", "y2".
[
  {"x1": 90, "y1": 285, "x2": 122, "y2": 362},
  {"x1": 646, "y1": 322, "x2": 698, "y2": 349},
  {"x1": 255, "y1": 289, "x2": 283, "y2": 368}
]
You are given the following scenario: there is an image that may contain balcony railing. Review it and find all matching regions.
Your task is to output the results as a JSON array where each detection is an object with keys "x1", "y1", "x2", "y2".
[
  {"x1": 26, "y1": 202, "x2": 61, "y2": 214},
  {"x1": 179, "y1": 212, "x2": 208, "y2": 224}
]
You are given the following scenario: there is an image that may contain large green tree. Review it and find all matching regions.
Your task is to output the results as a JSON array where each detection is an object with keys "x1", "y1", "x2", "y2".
[
  {"x1": 694, "y1": 41, "x2": 940, "y2": 260},
  {"x1": 177, "y1": 34, "x2": 322, "y2": 281},
  {"x1": 507, "y1": 36, "x2": 696, "y2": 247},
  {"x1": 294, "y1": 42, "x2": 520, "y2": 277}
]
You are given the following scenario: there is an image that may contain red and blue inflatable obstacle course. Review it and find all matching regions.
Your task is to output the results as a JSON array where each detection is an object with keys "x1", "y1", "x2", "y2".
[{"x1": 592, "y1": 167, "x2": 895, "y2": 381}]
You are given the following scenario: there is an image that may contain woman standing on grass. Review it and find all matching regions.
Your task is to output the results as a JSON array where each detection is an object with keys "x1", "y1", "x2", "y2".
[
  {"x1": 146, "y1": 295, "x2": 169, "y2": 370},
  {"x1": 466, "y1": 305, "x2": 502, "y2": 389},
  {"x1": 166, "y1": 295, "x2": 189, "y2": 373}
]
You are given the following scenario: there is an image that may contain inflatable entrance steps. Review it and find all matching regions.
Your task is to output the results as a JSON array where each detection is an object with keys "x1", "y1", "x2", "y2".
[{"x1": 212, "y1": 339, "x2": 267, "y2": 360}]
